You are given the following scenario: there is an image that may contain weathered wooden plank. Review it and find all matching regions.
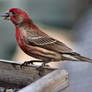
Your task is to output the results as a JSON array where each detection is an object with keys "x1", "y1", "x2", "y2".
[
  {"x1": 18, "y1": 70, "x2": 69, "y2": 92},
  {"x1": 0, "y1": 59, "x2": 54, "y2": 88}
]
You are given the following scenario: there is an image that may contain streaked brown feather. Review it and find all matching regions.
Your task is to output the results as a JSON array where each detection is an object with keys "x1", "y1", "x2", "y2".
[{"x1": 23, "y1": 28, "x2": 73, "y2": 53}]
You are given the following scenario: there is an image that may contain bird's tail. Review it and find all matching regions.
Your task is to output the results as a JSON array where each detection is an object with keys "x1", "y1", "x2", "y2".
[{"x1": 61, "y1": 52, "x2": 92, "y2": 63}]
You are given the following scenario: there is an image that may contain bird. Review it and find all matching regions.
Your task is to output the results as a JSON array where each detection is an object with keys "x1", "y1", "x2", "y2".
[{"x1": 1, "y1": 8, "x2": 92, "y2": 67}]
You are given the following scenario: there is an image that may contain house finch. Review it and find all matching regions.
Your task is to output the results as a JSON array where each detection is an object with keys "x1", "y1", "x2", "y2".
[{"x1": 1, "y1": 8, "x2": 92, "y2": 66}]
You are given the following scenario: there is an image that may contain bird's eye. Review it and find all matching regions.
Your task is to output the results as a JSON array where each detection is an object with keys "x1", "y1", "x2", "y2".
[{"x1": 12, "y1": 12, "x2": 16, "y2": 15}]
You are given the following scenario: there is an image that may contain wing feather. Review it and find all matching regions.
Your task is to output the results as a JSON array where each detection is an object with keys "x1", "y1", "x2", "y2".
[{"x1": 24, "y1": 29, "x2": 72, "y2": 53}]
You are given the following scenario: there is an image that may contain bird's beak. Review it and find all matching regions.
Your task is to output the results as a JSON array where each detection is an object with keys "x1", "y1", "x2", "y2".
[{"x1": 0, "y1": 12, "x2": 10, "y2": 20}]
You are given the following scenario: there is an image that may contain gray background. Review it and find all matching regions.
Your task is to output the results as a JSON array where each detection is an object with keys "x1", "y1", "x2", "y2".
[{"x1": 0, "y1": 0, "x2": 92, "y2": 92}]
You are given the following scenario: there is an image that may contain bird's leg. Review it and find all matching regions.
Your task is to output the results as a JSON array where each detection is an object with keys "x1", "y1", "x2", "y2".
[
  {"x1": 37, "y1": 62, "x2": 46, "y2": 71},
  {"x1": 20, "y1": 60, "x2": 43, "y2": 67},
  {"x1": 37, "y1": 61, "x2": 51, "y2": 76},
  {"x1": 36, "y1": 62, "x2": 47, "y2": 76}
]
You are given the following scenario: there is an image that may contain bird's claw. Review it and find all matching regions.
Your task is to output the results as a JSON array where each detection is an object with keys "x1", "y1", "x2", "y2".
[
  {"x1": 36, "y1": 63, "x2": 50, "y2": 76},
  {"x1": 36, "y1": 65, "x2": 44, "y2": 76},
  {"x1": 20, "y1": 61, "x2": 34, "y2": 68},
  {"x1": 36, "y1": 65, "x2": 44, "y2": 71}
]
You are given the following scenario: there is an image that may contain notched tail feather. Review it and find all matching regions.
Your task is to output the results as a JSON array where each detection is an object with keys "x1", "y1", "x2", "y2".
[
  {"x1": 61, "y1": 52, "x2": 92, "y2": 63},
  {"x1": 71, "y1": 52, "x2": 92, "y2": 63}
]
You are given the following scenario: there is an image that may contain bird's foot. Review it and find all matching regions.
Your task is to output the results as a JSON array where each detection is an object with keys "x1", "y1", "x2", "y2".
[
  {"x1": 37, "y1": 64, "x2": 50, "y2": 70},
  {"x1": 36, "y1": 65, "x2": 45, "y2": 76},
  {"x1": 37, "y1": 65, "x2": 44, "y2": 71},
  {"x1": 36, "y1": 63, "x2": 50, "y2": 76},
  {"x1": 20, "y1": 60, "x2": 43, "y2": 68},
  {"x1": 20, "y1": 60, "x2": 34, "y2": 68}
]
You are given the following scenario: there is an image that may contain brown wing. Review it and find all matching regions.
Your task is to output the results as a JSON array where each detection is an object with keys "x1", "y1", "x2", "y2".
[{"x1": 25, "y1": 29, "x2": 72, "y2": 53}]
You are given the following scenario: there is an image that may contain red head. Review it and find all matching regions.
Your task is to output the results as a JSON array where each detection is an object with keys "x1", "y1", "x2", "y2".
[{"x1": 1, "y1": 8, "x2": 31, "y2": 25}]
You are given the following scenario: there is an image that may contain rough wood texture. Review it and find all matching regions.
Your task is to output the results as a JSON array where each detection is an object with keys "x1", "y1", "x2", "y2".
[
  {"x1": 0, "y1": 59, "x2": 54, "y2": 88},
  {"x1": 18, "y1": 70, "x2": 69, "y2": 92}
]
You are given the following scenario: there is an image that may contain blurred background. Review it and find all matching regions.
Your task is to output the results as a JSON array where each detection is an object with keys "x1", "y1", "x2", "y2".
[{"x1": 0, "y1": 0, "x2": 92, "y2": 92}]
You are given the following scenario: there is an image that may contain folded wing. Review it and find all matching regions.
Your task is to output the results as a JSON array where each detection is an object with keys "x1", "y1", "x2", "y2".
[{"x1": 25, "y1": 29, "x2": 72, "y2": 53}]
